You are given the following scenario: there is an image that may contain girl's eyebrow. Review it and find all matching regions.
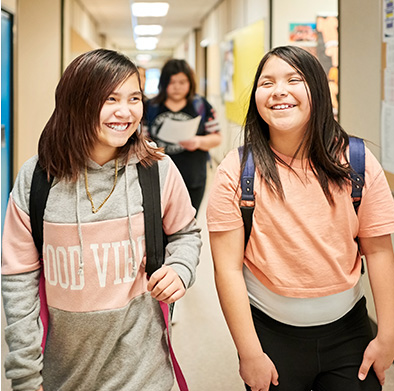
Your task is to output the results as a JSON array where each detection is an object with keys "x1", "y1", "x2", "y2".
[
  {"x1": 111, "y1": 90, "x2": 142, "y2": 97},
  {"x1": 258, "y1": 71, "x2": 300, "y2": 81}
]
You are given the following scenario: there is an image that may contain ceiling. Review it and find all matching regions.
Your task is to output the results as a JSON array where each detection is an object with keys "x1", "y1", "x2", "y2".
[{"x1": 79, "y1": 0, "x2": 222, "y2": 66}]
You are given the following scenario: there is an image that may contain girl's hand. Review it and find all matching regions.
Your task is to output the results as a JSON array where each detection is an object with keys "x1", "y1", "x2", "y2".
[
  {"x1": 358, "y1": 336, "x2": 394, "y2": 385},
  {"x1": 240, "y1": 353, "x2": 279, "y2": 391},
  {"x1": 147, "y1": 265, "x2": 186, "y2": 304},
  {"x1": 179, "y1": 136, "x2": 200, "y2": 151}
]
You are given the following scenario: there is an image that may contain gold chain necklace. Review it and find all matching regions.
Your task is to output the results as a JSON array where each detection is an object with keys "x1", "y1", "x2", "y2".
[{"x1": 84, "y1": 159, "x2": 118, "y2": 214}]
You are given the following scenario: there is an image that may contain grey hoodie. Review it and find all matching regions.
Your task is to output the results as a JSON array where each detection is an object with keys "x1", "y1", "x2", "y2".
[{"x1": 2, "y1": 153, "x2": 201, "y2": 391}]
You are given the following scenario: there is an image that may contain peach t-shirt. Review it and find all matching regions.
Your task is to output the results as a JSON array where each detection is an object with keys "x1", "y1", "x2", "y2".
[{"x1": 207, "y1": 147, "x2": 394, "y2": 298}]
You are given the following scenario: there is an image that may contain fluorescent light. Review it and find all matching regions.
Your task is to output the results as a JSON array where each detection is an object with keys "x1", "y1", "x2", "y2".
[
  {"x1": 131, "y1": 2, "x2": 169, "y2": 17},
  {"x1": 134, "y1": 25, "x2": 163, "y2": 36},
  {"x1": 136, "y1": 37, "x2": 158, "y2": 50},
  {"x1": 136, "y1": 54, "x2": 152, "y2": 62}
]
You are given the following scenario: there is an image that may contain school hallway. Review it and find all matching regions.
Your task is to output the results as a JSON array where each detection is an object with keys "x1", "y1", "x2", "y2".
[
  {"x1": 2, "y1": 1, "x2": 394, "y2": 390},
  {"x1": 170, "y1": 165, "x2": 394, "y2": 391}
]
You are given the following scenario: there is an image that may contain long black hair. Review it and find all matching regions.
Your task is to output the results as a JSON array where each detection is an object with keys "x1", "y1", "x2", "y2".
[{"x1": 242, "y1": 45, "x2": 352, "y2": 205}]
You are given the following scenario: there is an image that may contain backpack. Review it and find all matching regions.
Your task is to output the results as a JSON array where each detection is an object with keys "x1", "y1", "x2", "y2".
[
  {"x1": 29, "y1": 160, "x2": 189, "y2": 391},
  {"x1": 238, "y1": 136, "x2": 366, "y2": 248}
]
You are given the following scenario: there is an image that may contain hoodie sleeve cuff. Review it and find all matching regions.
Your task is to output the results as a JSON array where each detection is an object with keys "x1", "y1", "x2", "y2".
[{"x1": 167, "y1": 262, "x2": 193, "y2": 289}]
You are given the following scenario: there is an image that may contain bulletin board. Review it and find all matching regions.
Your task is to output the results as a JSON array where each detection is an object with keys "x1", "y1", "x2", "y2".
[
  {"x1": 381, "y1": 0, "x2": 394, "y2": 190},
  {"x1": 222, "y1": 20, "x2": 265, "y2": 125}
]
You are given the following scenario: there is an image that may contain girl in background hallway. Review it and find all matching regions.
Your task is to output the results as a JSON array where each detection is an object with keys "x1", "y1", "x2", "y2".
[
  {"x1": 144, "y1": 59, "x2": 221, "y2": 215},
  {"x1": 2, "y1": 49, "x2": 201, "y2": 391},
  {"x1": 207, "y1": 46, "x2": 394, "y2": 391}
]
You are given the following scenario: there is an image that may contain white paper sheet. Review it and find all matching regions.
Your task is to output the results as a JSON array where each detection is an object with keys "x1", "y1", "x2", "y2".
[
  {"x1": 384, "y1": 68, "x2": 394, "y2": 104},
  {"x1": 381, "y1": 101, "x2": 394, "y2": 174},
  {"x1": 386, "y1": 40, "x2": 394, "y2": 68},
  {"x1": 157, "y1": 115, "x2": 201, "y2": 144}
]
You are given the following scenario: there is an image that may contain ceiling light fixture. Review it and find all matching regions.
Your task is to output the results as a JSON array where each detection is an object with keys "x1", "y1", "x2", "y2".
[
  {"x1": 131, "y1": 2, "x2": 169, "y2": 17},
  {"x1": 134, "y1": 25, "x2": 163, "y2": 36},
  {"x1": 136, "y1": 54, "x2": 152, "y2": 62},
  {"x1": 136, "y1": 37, "x2": 159, "y2": 50}
]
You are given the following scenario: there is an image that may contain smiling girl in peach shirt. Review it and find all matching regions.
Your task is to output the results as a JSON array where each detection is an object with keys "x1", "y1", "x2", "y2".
[{"x1": 207, "y1": 45, "x2": 394, "y2": 391}]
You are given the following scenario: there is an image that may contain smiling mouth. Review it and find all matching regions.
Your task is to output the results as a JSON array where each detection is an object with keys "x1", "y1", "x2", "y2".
[
  {"x1": 106, "y1": 123, "x2": 131, "y2": 131},
  {"x1": 271, "y1": 104, "x2": 295, "y2": 110}
]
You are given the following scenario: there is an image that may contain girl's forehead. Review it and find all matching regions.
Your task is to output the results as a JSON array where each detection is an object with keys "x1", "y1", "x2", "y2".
[
  {"x1": 170, "y1": 72, "x2": 188, "y2": 80},
  {"x1": 258, "y1": 56, "x2": 304, "y2": 82},
  {"x1": 113, "y1": 73, "x2": 140, "y2": 90},
  {"x1": 261, "y1": 56, "x2": 295, "y2": 72}
]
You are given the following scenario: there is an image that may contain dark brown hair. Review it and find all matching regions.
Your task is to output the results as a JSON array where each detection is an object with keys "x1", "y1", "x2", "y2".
[
  {"x1": 151, "y1": 59, "x2": 196, "y2": 105},
  {"x1": 38, "y1": 48, "x2": 162, "y2": 181},
  {"x1": 242, "y1": 45, "x2": 352, "y2": 205}
]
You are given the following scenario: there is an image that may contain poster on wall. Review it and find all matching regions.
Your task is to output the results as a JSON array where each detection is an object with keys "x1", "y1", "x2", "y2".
[
  {"x1": 383, "y1": 0, "x2": 394, "y2": 41},
  {"x1": 221, "y1": 40, "x2": 235, "y2": 102},
  {"x1": 287, "y1": 15, "x2": 338, "y2": 119},
  {"x1": 316, "y1": 14, "x2": 339, "y2": 119},
  {"x1": 288, "y1": 23, "x2": 317, "y2": 55}
]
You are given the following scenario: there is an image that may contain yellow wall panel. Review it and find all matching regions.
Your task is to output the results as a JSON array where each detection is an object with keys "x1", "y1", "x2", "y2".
[{"x1": 224, "y1": 20, "x2": 265, "y2": 125}]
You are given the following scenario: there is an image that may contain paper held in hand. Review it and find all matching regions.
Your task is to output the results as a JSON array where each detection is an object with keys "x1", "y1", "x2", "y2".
[{"x1": 157, "y1": 115, "x2": 201, "y2": 144}]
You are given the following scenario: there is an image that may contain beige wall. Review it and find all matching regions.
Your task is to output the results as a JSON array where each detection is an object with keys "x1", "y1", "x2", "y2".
[
  {"x1": 1, "y1": 0, "x2": 16, "y2": 13},
  {"x1": 339, "y1": 0, "x2": 385, "y2": 323},
  {"x1": 64, "y1": 0, "x2": 105, "y2": 67},
  {"x1": 339, "y1": 0, "x2": 382, "y2": 158},
  {"x1": 15, "y1": 0, "x2": 62, "y2": 173}
]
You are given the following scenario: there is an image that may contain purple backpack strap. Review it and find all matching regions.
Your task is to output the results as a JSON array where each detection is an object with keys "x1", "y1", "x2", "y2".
[
  {"x1": 238, "y1": 146, "x2": 255, "y2": 248},
  {"x1": 348, "y1": 136, "x2": 365, "y2": 212}
]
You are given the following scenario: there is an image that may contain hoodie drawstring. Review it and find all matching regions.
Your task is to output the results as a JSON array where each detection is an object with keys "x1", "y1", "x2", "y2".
[
  {"x1": 76, "y1": 177, "x2": 85, "y2": 275},
  {"x1": 125, "y1": 162, "x2": 138, "y2": 278}
]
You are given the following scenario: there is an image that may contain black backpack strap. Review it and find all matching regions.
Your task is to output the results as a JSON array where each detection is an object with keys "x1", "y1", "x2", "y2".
[
  {"x1": 349, "y1": 136, "x2": 365, "y2": 213},
  {"x1": 29, "y1": 161, "x2": 54, "y2": 259},
  {"x1": 137, "y1": 161, "x2": 164, "y2": 277},
  {"x1": 238, "y1": 146, "x2": 255, "y2": 249}
]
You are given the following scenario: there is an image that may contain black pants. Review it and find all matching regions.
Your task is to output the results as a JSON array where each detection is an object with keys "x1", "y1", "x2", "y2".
[
  {"x1": 187, "y1": 184, "x2": 205, "y2": 216},
  {"x1": 245, "y1": 297, "x2": 381, "y2": 391}
]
